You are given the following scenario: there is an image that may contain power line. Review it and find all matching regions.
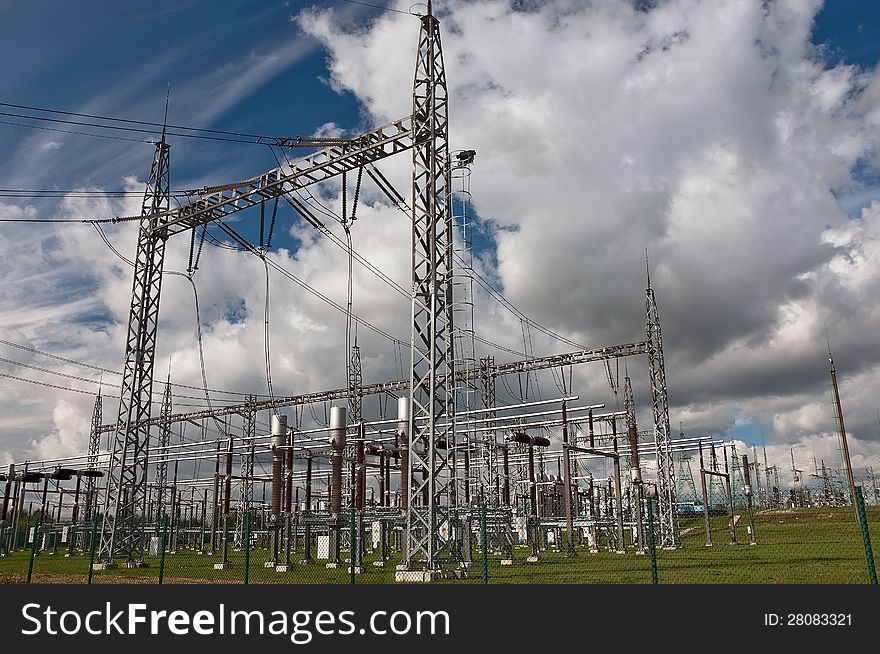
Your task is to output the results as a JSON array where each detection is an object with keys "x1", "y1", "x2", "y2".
[
  {"x1": 0, "y1": 101, "x2": 270, "y2": 139},
  {"x1": 0, "y1": 102, "x2": 350, "y2": 148},
  {"x1": 0, "y1": 337, "x2": 262, "y2": 397},
  {"x1": 340, "y1": 0, "x2": 416, "y2": 15}
]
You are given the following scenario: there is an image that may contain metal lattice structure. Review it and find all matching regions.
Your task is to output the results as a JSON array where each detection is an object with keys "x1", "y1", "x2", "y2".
[
  {"x1": 404, "y1": 6, "x2": 454, "y2": 572},
  {"x1": 84, "y1": 389, "x2": 102, "y2": 520},
  {"x1": 99, "y1": 131, "x2": 171, "y2": 565},
  {"x1": 154, "y1": 374, "x2": 172, "y2": 522},
  {"x1": 479, "y1": 356, "x2": 497, "y2": 505},
  {"x1": 646, "y1": 269, "x2": 679, "y2": 547},
  {"x1": 235, "y1": 397, "x2": 256, "y2": 546},
  {"x1": 344, "y1": 345, "x2": 363, "y2": 505}
]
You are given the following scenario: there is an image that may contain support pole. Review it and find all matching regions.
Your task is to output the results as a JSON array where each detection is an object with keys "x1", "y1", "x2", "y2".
[
  {"x1": 699, "y1": 441, "x2": 712, "y2": 547},
  {"x1": 562, "y1": 402, "x2": 576, "y2": 556},
  {"x1": 269, "y1": 413, "x2": 287, "y2": 566},
  {"x1": 612, "y1": 419, "x2": 625, "y2": 553},
  {"x1": 742, "y1": 454, "x2": 757, "y2": 545}
]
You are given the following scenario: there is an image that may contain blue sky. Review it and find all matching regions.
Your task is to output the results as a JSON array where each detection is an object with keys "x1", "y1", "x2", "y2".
[{"x1": 0, "y1": 0, "x2": 877, "y2": 248}]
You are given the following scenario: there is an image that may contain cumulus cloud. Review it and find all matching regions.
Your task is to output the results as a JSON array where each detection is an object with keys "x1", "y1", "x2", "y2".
[{"x1": 2, "y1": 1, "x2": 880, "y2": 500}]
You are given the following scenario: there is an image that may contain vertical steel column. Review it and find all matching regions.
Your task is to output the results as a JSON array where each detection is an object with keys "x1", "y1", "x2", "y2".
[
  {"x1": 562, "y1": 402, "x2": 576, "y2": 556},
  {"x1": 301, "y1": 454, "x2": 313, "y2": 563},
  {"x1": 99, "y1": 129, "x2": 171, "y2": 565},
  {"x1": 398, "y1": 398, "x2": 409, "y2": 513},
  {"x1": 612, "y1": 422, "x2": 625, "y2": 553},
  {"x1": 235, "y1": 398, "x2": 256, "y2": 546},
  {"x1": 155, "y1": 375, "x2": 172, "y2": 523},
  {"x1": 210, "y1": 440, "x2": 221, "y2": 553},
  {"x1": 699, "y1": 441, "x2": 713, "y2": 547},
  {"x1": 625, "y1": 376, "x2": 644, "y2": 552},
  {"x1": 404, "y1": 2, "x2": 453, "y2": 574},
  {"x1": 479, "y1": 356, "x2": 497, "y2": 506},
  {"x1": 1, "y1": 464, "x2": 13, "y2": 522},
  {"x1": 270, "y1": 414, "x2": 287, "y2": 564},
  {"x1": 646, "y1": 265, "x2": 678, "y2": 547},
  {"x1": 84, "y1": 392, "x2": 101, "y2": 523},
  {"x1": 742, "y1": 454, "x2": 757, "y2": 545}
]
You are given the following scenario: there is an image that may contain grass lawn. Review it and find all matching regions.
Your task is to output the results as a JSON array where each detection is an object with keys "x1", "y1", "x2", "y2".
[{"x1": 1, "y1": 507, "x2": 876, "y2": 584}]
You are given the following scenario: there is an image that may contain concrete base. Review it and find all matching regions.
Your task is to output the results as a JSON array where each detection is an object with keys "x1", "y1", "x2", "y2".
[
  {"x1": 214, "y1": 562, "x2": 233, "y2": 570},
  {"x1": 274, "y1": 564, "x2": 293, "y2": 572},
  {"x1": 526, "y1": 555, "x2": 540, "y2": 563},
  {"x1": 500, "y1": 559, "x2": 514, "y2": 566},
  {"x1": 395, "y1": 563, "x2": 408, "y2": 571},
  {"x1": 635, "y1": 550, "x2": 646, "y2": 556},
  {"x1": 325, "y1": 562, "x2": 339, "y2": 569},
  {"x1": 348, "y1": 566, "x2": 364, "y2": 574},
  {"x1": 589, "y1": 549, "x2": 599, "y2": 554},
  {"x1": 749, "y1": 542, "x2": 758, "y2": 546},
  {"x1": 458, "y1": 561, "x2": 473, "y2": 569},
  {"x1": 615, "y1": 549, "x2": 626, "y2": 555},
  {"x1": 372, "y1": 560, "x2": 387, "y2": 567},
  {"x1": 299, "y1": 559, "x2": 314, "y2": 565},
  {"x1": 92, "y1": 563, "x2": 118, "y2": 571},
  {"x1": 127, "y1": 561, "x2": 149, "y2": 568},
  {"x1": 263, "y1": 561, "x2": 278, "y2": 568},
  {"x1": 395, "y1": 569, "x2": 443, "y2": 583}
]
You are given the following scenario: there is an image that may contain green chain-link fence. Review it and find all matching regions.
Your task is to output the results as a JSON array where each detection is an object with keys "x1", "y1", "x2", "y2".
[{"x1": 1, "y1": 490, "x2": 876, "y2": 584}]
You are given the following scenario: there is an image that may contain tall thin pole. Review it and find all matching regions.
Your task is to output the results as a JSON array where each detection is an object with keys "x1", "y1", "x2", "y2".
[
  {"x1": 828, "y1": 342, "x2": 857, "y2": 513},
  {"x1": 562, "y1": 401, "x2": 576, "y2": 556}
]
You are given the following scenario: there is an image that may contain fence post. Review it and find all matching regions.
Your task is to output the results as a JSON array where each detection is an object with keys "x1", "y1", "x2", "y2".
[
  {"x1": 243, "y1": 510, "x2": 251, "y2": 585},
  {"x1": 854, "y1": 486, "x2": 877, "y2": 585},
  {"x1": 480, "y1": 503, "x2": 488, "y2": 585},
  {"x1": 159, "y1": 514, "x2": 169, "y2": 585},
  {"x1": 26, "y1": 524, "x2": 39, "y2": 584},
  {"x1": 647, "y1": 496, "x2": 658, "y2": 585},
  {"x1": 87, "y1": 516, "x2": 98, "y2": 585}
]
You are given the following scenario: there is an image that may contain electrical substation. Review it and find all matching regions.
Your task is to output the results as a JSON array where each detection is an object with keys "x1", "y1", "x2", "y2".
[{"x1": 1, "y1": 3, "x2": 877, "y2": 585}]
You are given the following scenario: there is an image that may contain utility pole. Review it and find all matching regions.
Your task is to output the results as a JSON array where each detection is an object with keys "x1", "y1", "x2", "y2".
[{"x1": 827, "y1": 340, "x2": 857, "y2": 513}]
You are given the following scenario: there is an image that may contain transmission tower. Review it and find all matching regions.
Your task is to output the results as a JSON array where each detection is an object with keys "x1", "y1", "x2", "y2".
[
  {"x1": 98, "y1": 120, "x2": 171, "y2": 566},
  {"x1": 451, "y1": 151, "x2": 478, "y2": 509},
  {"x1": 404, "y1": 2, "x2": 455, "y2": 575},
  {"x1": 344, "y1": 344, "x2": 363, "y2": 506},
  {"x1": 676, "y1": 453, "x2": 698, "y2": 505},
  {"x1": 646, "y1": 261, "x2": 678, "y2": 546},
  {"x1": 479, "y1": 356, "x2": 497, "y2": 505},
  {"x1": 84, "y1": 389, "x2": 103, "y2": 521},
  {"x1": 235, "y1": 397, "x2": 256, "y2": 546},
  {"x1": 729, "y1": 444, "x2": 745, "y2": 508},
  {"x1": 154, "y1": 373, "x2": 172, "y2": 522}
]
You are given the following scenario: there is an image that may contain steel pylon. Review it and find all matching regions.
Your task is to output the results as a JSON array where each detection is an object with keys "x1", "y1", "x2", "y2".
[
  {"x1": 98, "y1": 131, "x2": 171, "y2": 564},
  {"x1": 646, "y1": 268, "x2": 679, "y2": 547},
  {"x1": 404, "y1": 6, "x2": 455, "y2": 572}
]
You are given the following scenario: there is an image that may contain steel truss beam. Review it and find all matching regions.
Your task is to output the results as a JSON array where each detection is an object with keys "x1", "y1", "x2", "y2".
[
  {"x1": 97, "y1": 341, "x2": 651, "y2": 434},
  {"x1": 127, "y1": 117, "x2": 415, "y2": 239}
]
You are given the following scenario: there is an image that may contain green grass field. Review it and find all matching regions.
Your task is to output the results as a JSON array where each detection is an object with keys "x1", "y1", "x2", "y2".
[{"x1": 1, "y1": 507, "x2": 877, "y2": 584}]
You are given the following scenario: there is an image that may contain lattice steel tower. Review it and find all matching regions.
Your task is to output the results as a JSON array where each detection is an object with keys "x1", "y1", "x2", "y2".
[
  {"x1": 84, "y1": 389, "x2": 103, "y2": 520},
  {"x1": 99, "y1": 124, "x2": 171, "y2": 565},
  {"x1": 646, "y1": 263, "x2": 679, "y2": 547},
  {"x1": 404, "y1": 2, "x2": 455, "y2": 574},
  {"x1": 154, "y1": 373, "x2": 172, "y2": 521}
]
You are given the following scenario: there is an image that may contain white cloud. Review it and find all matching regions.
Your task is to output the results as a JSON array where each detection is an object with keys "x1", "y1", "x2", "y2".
[{"x1": 2, "y1": 1, "x2": 880, "y2": 508}]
